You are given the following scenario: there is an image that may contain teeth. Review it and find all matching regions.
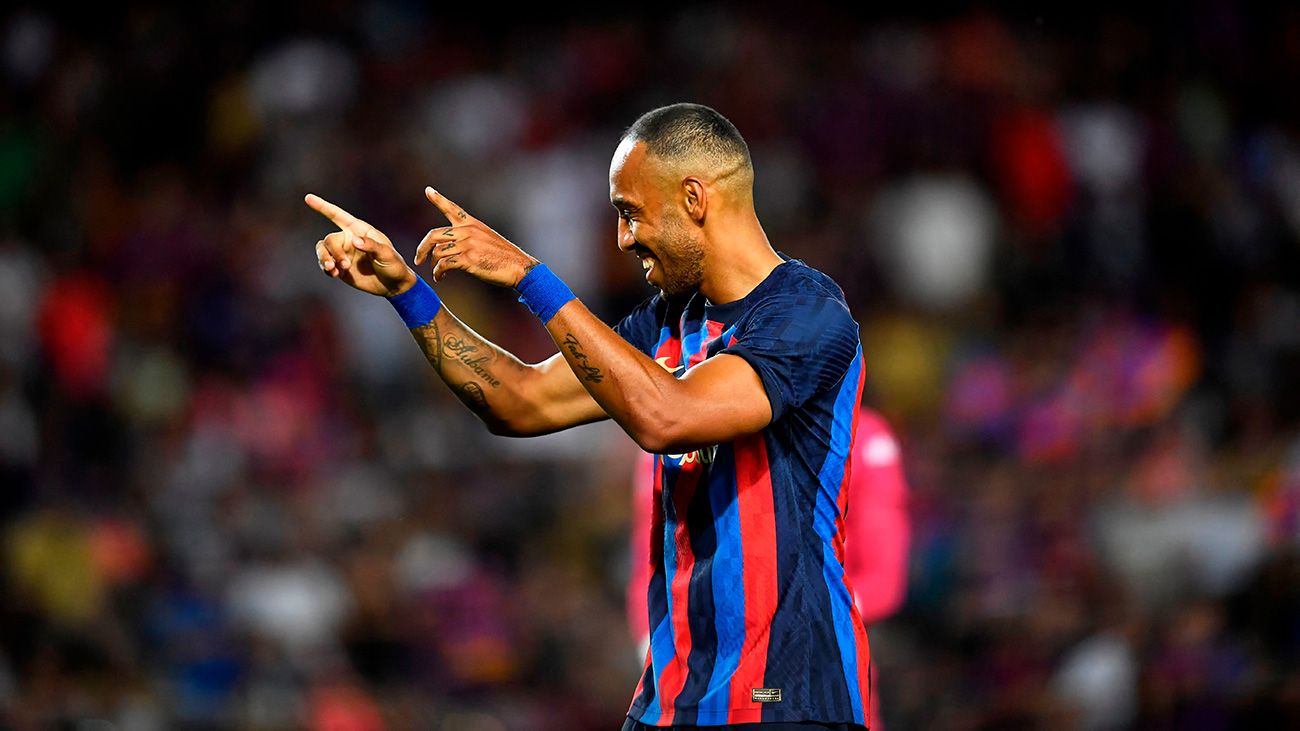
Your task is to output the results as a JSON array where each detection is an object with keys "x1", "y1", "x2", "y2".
[{"x1": 642, "y1": 258, "x2": 653, "y2": 270}]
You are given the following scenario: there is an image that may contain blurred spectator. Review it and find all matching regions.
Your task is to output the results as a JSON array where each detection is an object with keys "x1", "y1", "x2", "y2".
[{"x1": 869, "y1": 174, "x2": 998, "y2": 310}]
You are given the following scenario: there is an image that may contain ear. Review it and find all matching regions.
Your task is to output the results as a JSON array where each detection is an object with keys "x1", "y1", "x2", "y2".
[{"x1": 682, "y1": 177, "x2": 707, "y2": 224}]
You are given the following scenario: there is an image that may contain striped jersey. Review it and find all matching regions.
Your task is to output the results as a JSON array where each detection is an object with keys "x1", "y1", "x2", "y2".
[{"x1": 613, "y1": 256, "x2": 871, "y2": 726}]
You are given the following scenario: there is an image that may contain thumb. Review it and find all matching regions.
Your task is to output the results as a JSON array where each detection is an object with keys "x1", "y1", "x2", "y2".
[
  {"x1": 352, "y1": 234, "x2": 407, "y2": 273},
  {"x1": 351, "y1": 234, "x2": 380, "y2": 254}
]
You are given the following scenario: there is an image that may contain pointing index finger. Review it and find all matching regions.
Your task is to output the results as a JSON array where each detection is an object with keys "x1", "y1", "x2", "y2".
[
  {"x1": 305, "y1": 193, "x2": 364, "y2": 234},
  {"x1": 424, "y1": 186, "x2": 473, "y2": 224}
]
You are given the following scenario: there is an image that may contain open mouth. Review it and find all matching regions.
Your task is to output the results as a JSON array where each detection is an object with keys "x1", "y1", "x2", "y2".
[
  {"x1": 633, "y1": 245, "x2": 657, "y2": 279},
  {"x1": 631, "y1": 244, "x2": 659, "y2": 282}
]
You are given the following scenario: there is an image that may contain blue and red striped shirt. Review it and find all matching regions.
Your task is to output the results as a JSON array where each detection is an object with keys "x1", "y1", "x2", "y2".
[{"x1": 614, "y1": 257, "x2": 870, "y2": 726}]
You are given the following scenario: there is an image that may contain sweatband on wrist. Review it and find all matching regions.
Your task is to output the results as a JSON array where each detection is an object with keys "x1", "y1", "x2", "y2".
[
  {"x1": 515, "y1": 263, "x2": 576, "y2": 324},
  {"x1": 387, "y1": 277, "x2": 443, "y2": 328}
]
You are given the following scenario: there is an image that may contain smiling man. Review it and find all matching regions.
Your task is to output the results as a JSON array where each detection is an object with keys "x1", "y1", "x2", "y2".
[{"x1": 307, "y1": 103, "x2": 870, "y2": 730}]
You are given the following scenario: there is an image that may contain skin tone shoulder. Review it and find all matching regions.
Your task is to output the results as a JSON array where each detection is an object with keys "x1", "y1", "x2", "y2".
[{"x1": 306, "y1": 138, "x2": 783, "y2": 453}]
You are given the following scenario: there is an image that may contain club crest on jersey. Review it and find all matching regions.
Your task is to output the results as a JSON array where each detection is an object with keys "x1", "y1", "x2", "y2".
[
  {"x1": 655, "y1": 355, "x2": 685, "y2": 377},
  {"x1": 664, "y1": 445, "x2": 718, "y2": 467}
]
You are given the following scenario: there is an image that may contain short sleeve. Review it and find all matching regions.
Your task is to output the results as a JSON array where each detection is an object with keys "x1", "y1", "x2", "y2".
[
  {"x1": 612, "y1": 295, "x2": 664, "y2": 356},
  {"x1": 720, "y1": 294, "x2": 860, "y2": 422}
]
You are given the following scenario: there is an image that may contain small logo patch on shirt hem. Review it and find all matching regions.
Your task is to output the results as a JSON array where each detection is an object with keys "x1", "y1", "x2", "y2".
[{"x1": 752, "y1": 688, "x2": 782, "y2": 703}]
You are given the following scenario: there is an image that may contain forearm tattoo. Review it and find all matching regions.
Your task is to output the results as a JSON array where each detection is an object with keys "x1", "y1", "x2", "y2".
[
  {"x1": 414, "y1": 320, "x2": 444, "y2": 374},
  {"x1": 457, "y1": 382, "x2": 489, "y2": 412},
  {"x1": 409, "y1": 313, "x2": 533, "y2": 424},
  {"x1": 443, "y1": 335, "x2": 502, "y2": 387},
  {"x1": 411, "y1": 320, "x2": 497, "y2": 415},
  {"x1": 561, "y1": 333, "x2": 604, "y2": 383}
]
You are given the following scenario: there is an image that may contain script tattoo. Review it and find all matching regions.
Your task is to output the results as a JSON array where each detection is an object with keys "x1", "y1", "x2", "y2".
[
  {"x1": 443, "y1": 335, "x2": 502, "y2": 387},
  {"x1": 561, "y1": 333, "x2": 604, "y2": 383},
  {"x1": 458, "y1": 382, "x2": 488, "y2": 412},
  {"x1": 413, "y1": 319, "x2": 444, "y2": 374}
]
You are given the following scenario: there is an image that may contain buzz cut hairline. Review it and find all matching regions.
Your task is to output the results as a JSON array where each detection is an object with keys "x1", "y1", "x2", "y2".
[{"x1": 620, "y1": 103, "x2": 753, "y2": 172}]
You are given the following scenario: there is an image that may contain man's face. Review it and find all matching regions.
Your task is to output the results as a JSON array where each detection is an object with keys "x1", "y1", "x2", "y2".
[{"x1": 609, "y1": 140, "x2": 705, "y2": 299}]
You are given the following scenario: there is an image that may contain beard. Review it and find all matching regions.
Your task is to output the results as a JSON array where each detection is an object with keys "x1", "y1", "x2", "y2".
[{"x1": 650, "y1": 215, "x2": 706, "y2": 299}]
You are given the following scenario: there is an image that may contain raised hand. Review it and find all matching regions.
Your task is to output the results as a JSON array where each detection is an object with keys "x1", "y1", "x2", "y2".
[
  {"x1": 305, "y1": 193, "x2": 417, "y2": 297},
  {"x1": 414, "y1": 187, "x2": 539, "y2": 287}
]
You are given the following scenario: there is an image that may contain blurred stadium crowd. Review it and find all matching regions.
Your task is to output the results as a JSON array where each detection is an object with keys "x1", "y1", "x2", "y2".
[{"x1": 2, "y1": 3, "x2": 1300, "y2": 729}]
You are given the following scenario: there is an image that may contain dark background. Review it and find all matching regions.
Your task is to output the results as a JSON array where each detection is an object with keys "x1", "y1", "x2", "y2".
[{"x1": 2, "y1": 2, "x2": 1299, "y2": 729}]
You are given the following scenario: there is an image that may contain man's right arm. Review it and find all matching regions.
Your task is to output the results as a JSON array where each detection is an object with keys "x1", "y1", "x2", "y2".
[
  {"x1": 305, "y1": 193, "x2": 607, "y2": 437},
  {"x1": 406, "y1": 307, "x2": 608, "y2": 436}
]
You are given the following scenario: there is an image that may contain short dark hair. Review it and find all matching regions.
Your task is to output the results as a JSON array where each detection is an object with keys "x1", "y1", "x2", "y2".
[{"x1": 622, "y1": 103, "x2": 751, "y2": 170}]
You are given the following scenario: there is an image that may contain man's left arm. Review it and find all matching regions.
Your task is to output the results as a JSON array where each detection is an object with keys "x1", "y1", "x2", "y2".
[
  {"x1": 542, "y1": 299, "x2": 771, "y2": 453},
  {"x1": 419, "y1": 188, "x2": 771, "y2": 453},
  {"x1": 541, "y1": 288, "x2": 859, "y2": 452}
]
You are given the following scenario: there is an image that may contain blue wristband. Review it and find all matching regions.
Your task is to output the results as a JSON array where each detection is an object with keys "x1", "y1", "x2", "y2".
[
  {"x1": 387, "y1": 277, "x2": 443, "y2": 328},
  {"x1": 515, "y1": 263, "x2": 576, "y2": 324}
]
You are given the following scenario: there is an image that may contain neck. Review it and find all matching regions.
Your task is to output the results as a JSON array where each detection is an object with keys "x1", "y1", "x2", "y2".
[{"x1": 697, "y1": 210, "x2": 783, "y2": 304}]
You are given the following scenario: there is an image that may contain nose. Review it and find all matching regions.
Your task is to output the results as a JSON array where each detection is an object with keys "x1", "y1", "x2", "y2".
[{"x1": 617, "y1": 217, "x2": 636, "y2": 252}]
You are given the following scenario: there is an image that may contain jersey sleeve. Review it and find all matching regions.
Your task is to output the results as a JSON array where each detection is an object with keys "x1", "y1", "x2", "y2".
[
  {"x1": 612, "y1": 295, "x2": 663, "y2": 356},
  {"x1": 720, "y1": 293, "x2": 860, "y2": 422}
]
